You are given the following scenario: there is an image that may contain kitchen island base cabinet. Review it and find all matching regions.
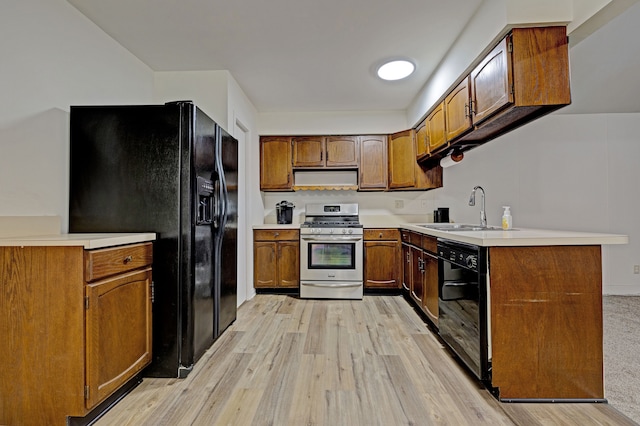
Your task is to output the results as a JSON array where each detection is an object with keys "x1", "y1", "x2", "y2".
[
  {"x1": 0, "y1": 243, "x2": 153, "y2": 426},
  {"x1": 489, "y1": 245, "x2": 603, "y2": 401}
]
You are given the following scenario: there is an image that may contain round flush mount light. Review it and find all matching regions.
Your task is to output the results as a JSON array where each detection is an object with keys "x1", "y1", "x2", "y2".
[{"x1": 376, "y1": 59, "x2": 415, "y2": 81}]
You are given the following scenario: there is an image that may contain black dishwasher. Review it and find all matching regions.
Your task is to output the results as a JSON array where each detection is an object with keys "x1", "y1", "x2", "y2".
[{"x1": 437, "y1": 239, "x2": 490, "y2": 382}]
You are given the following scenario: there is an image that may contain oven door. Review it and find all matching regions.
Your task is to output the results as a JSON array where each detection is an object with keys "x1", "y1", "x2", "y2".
[{"x1": 300, "y1": 234, "x2": 363, "y2": 282}]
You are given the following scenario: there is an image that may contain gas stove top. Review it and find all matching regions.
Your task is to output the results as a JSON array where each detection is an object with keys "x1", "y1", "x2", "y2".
[{"x1": 300, "y1": 203, "x2": 362, "y2": 233}]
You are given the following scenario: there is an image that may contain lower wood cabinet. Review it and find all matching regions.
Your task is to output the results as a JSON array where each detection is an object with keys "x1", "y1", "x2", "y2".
[
  {"x1": 254, "y1": 229, "x2": 300, "y2": 289},
  {"x1": 401, "y1": 230, "x2": 438, "y2": 325},
  {"x1": 0, "y1": 242, "x2": 153, "y2": 425},
  {"x1": 363, "y1": 229, "x2": 401, "y2": 289}
]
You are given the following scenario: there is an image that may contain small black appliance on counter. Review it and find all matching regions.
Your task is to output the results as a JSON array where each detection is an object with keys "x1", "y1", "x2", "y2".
[
  {"x1": 434, "y1": 207, "x2": 450, "y2": 223},
  {"x1": 276, "y1": 201, "x2": 295, "y2": 224}
]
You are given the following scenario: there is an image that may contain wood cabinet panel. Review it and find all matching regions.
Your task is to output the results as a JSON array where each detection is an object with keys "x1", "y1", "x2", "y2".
[
  {"x1": 510, "y1": 27, "x2": 570, "y2": 107},
  {"x1": 422, "y1": 250, "x2": 438, "y2": 325},
  {"x1": 489, "y1": 245, "x2": 603, "y2": 400},
  {"x1": 401, "y1": 243, "x2": 411, "y2": 292},
  {"x1": 260, "y1": 137, "x2": 292, "y2": 191},
  {"x1": 426, "y1": 102, "x2": 446, "y2": 153},
  {"x1": 445, "y1": 77, "x2": 472, "y2": 141},
  {"x1": 85, "y1": 268, "x2": 152, "y2": 408},
  {"x1": 293, "y1": 136, "x2": 325, "y2": 167},
  {"x1": 278, "y1": 241, "x2": 300, "y2": 288},
  {"x1": 470, "y1": 37, "x2": 512, "y2": 124},
  {"x1": 415, "y1": 119, "x2": 428, "y2": 160},
  {"x1": 254, "y1": 241, "x2": 277, "y2": 288},
  {"x1": 410, "y1": 246, "x2": 424, "y2": 304},
  {"x1": 388, "y1": 130, "x2": 416, "y2": 189},
  {"x1": 359, "y1": 135, "x2": 388, "y2": 190},
  {"x1": 326, "y1": 136, "x2": 359, "y2": 167}
]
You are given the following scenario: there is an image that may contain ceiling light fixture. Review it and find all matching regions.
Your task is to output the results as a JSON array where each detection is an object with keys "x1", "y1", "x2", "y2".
[{"x1": 376, "y1": 59, "x2": 415, "y2": 81}]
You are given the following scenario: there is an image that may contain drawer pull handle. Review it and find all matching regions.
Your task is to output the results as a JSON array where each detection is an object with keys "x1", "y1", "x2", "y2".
[
  {"x1": 274, "y1": 232, "x2": 280, "y2": 237},
  {"x1": 379, "y1": 233, "x2": 383, "y2": 238},
  {"x1": 123, "y1": 255, "x2": 133, "y2": 264}
]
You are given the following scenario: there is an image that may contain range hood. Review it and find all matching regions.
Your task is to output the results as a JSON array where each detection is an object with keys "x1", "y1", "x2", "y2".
[{"x1": 292, "y1": 170, "x2": 358, "y2": 191}]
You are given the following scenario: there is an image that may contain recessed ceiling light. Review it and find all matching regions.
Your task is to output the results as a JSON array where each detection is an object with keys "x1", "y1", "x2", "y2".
[{"x1": 377, "y1": 59, "x2": 415, "y2": 81}]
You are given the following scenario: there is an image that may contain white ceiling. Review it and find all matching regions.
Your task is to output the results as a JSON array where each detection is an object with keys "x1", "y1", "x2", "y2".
[{"x1": 66, "y1": 0, "x2": 640, "y2": 115}]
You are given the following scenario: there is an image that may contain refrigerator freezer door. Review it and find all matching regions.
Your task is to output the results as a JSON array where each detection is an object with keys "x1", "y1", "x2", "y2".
[{"x1": 215, "y1": 126, "x2": 238, "y2": 337}]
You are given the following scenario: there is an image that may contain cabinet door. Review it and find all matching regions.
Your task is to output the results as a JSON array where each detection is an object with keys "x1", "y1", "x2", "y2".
[
  {"x1": 426, "y1": 102, "x2": 447, "y2": 153},
  {"x1": 401, "y1": 243, "x2": 411, "y2": 291},
  {"x1": 359, "y1": 135, "x2": 388, "y2": 190},
  {"x1": 293, "y1": 136, "x2": 325, "y2": 167},
  {"x1": 364, "y1": 241, "x2": 400, "y2": 289},
  {"x1": 445, "y1": 76, "x2": 473, "y2": 141},
  {"x1": 415, "y1": 119, "x2": 428, "y2": 160},
  {"x1": 470, "y1": 37, "x2": 512, "y2": 125},
  {"x1": 260, "y1": 137, "x2": 293, "y2": 190},
  {"x1": 326, "y1": 136, "x2": 358, "y2": 168},
  {"x1": 254, "y1": 241, "x2": 277, "y2": 288},
  {"x1": 422, "y1": 251, "x2": 439, "y2": 325},
  {"x1": 410, "y1": 246, "x2": 424, "y2": 304},
  {"x1": 85, "y1": 268, "x2": 152, "y2": 409},
  {"x1": 388, "y1": 129, "x2": 416, "y2": 189},
  {"x1": 278, "y1": 241, "x2": 300, "y2": 288}
]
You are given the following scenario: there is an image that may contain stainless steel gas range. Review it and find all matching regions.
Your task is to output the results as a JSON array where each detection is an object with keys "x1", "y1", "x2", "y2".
[{"x1": 299, "y1": 203, "x2": 363, "y2": 299}]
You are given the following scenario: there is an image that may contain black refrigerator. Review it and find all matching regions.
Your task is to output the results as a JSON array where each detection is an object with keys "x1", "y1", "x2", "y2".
[{"x1": 69, "y1": 101, "x2": 238, "y2": 378}]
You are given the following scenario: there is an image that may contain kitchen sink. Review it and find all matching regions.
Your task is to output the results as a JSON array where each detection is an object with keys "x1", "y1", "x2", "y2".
[{"x1": 415, "y1": 223, "x2": 512, "y2": 232}]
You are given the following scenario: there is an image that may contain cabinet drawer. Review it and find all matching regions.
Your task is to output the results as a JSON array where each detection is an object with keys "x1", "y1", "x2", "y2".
[
  {"x1": 401, "y1": 230, "x2": 422, "y2": 246},
  {"x1": 254, "y1": 229, "x2": 300, "y2": 241},
  {"x1": 421, "y1": 235, "x2": 438, "y2": 253},
  {"x1": 364, "y1": 229, "x2": 400, "y2": 241},
  {"x1": 85, "y1": 243, "x2": 153, "y2": 282}
]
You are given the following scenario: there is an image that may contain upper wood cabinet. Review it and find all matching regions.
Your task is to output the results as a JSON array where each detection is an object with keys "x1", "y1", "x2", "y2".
[
  {"x1": 388, "y1": 130, "x2": 416, "y2": 189},
  {"x1": 292, "y1": 136, "x2": 359, "y2": 168},
  {"x1": 359, "y1": 135, "x2": 388, "y2": 190},
  {"x1": 260, "y1": 136, "x2": 293, "y2": 191},
  {"x1": 418, "y1": 26, "x2": 570, "y2": 164},
  {"x1": 425, "y1": 102, "x2": 446, "y2": 154},
  {"x1": 445, "y1": 76, "x2": 473, "y2": 141},
  {"x1": 462, "y1": 26, "x2": 570, "y2": 143}
]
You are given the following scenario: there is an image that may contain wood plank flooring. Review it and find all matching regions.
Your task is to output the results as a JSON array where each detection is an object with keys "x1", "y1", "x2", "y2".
[{"x1": 95, "y1": 295, "x2": 637, "y2": 426}]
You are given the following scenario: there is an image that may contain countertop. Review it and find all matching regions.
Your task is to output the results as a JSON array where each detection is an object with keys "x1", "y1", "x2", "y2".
[
  {"x1": 253, "y1": 215, "x2": 628, "y2": 247},
  {"x1": 0, "y1": 233, "x2": 157, "y2": 249}
]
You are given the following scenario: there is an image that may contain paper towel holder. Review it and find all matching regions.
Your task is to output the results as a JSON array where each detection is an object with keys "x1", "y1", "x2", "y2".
[{"x1": 440, "y1": 149, "x2": 464, "y2": 168}]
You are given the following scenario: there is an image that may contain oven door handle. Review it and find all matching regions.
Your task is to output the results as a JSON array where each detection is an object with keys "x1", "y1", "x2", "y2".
[
  {"x1": 300, "y1": 236, "x2": 363, "y2": 242},
  {"x1": 302, "y1": 282, "x2": 363, "y2": 288}
]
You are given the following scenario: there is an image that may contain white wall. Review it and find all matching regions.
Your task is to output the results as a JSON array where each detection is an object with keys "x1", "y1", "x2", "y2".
[{"x1": 0, "y1": 0, "x2": 154, "y2": 230}]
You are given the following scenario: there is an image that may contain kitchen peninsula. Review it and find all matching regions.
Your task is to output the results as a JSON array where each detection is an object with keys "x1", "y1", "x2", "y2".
[
  {"x1": 0, "y1": 216, "x2": 156, "y2": 426},
  {"x1": 254, "y1": 217, "x2": 628, "y2": 401}
]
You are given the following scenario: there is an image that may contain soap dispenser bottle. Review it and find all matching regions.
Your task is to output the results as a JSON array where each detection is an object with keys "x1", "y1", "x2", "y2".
[{"x1": 501, "y1": 206, "x2": 512, "y2": 230}]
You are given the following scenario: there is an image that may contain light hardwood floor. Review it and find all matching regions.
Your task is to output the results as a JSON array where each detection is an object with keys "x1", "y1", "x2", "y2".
[{"x1": 96, "y1": 295, "x2": 636, "y2": 425}]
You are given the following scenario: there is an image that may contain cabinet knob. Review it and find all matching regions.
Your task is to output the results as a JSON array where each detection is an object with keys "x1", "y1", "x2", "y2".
[
  {"x1": 123, "y1": 255, "x2": 133, "y2": 264},
  {"x1": 274, "y1": 232, "x2": 280, "y2": 238},
  {"x1": 379, "y1": 233, "x2": 383, "y2": 238}
]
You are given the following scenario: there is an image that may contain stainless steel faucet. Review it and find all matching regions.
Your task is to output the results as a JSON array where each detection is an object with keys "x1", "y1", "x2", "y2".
[{"x1": 469, "y1": 186, "x2": 486, "y2": 227}]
